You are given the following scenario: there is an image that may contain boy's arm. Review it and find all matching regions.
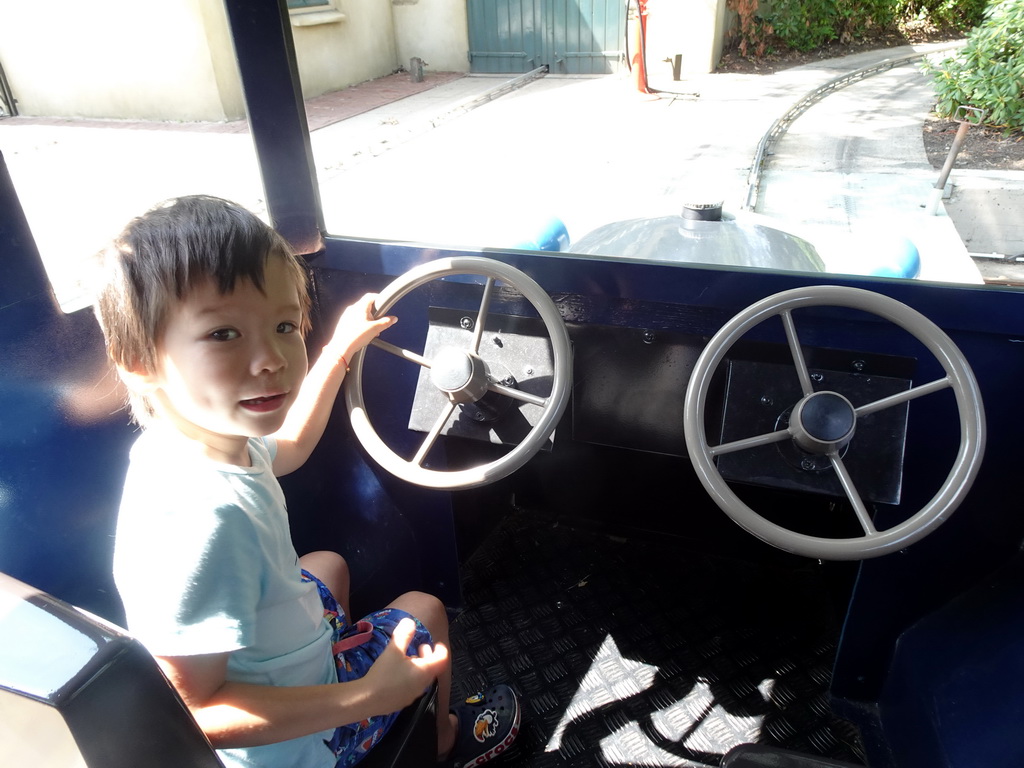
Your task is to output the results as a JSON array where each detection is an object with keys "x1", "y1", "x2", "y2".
[
  {"x1": 158, "y1": 618, "x2": 445, "y2": 749},
  {"x1": 272, "y1": 293, "x2": 395, "y2": 476}
]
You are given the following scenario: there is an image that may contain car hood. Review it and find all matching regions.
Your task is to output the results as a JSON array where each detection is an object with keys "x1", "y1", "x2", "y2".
[{"x1": 569, "y1": 213, "x2": 826, "y2": 273}]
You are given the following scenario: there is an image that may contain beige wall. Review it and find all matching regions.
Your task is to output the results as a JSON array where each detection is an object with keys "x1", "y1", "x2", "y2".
[
  {"x1": 0, "y1": 0, "x2": 469, "y2": 123},
  {"x1": 392, "y1": 0, "x2": 470, "y2": 74},
  {"x1": 0, "y1": 0, "x2": 236, "y2": 121},
  {"x1": 197, "y1": 0, "x2": 247, "y2": 120},
  {"x1": 643, "y1": 0, "x2": 731, "y2": 77},
  {"x1": 290, "y1": 1, "x2": 400, "y2": 101}
]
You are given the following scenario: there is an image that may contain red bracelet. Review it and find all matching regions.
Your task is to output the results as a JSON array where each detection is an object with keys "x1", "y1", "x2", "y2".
[{"x1": 324, "y1": 345, "x2": 350, "y2": 372}]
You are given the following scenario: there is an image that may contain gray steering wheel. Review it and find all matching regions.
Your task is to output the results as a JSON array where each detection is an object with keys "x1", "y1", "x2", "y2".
[
  {"x1": 683, "y1": 285, "x2": 986, "y2": 560},
  {"x1": 345, "y1": 256, "x2": 571, "y2": 490}
]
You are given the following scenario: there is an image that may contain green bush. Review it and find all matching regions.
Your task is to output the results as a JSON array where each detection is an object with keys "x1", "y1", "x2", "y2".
[
  {"x1": 896, "y1": 0, "x2": 989, "y2": 31},
  {"x1": 726, "y1": 0, "x2": 994, "y2": 61},
  {"x1": 768, "y1": 0, "x2": 839, "y2": 52},
  {"x1": 926, "y1": 0, "x2": 1024, "y2": 130},
  {"x1": 765, "y1": 0, "x2": 915, "y2": 53}
]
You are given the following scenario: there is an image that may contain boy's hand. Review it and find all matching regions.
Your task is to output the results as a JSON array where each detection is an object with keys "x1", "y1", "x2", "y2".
[
  {"x1": 272, "y1": 293, "x2": 395, "y2": 476},
  {"x1": 324, "y1": 293, "x2": 396, "y2": 367},
  {"x1": 362, "y1": 618, "x2": 449, "y2": 715}
]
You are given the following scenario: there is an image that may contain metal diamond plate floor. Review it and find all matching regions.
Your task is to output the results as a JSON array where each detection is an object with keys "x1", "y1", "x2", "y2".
[{"x1": 449, "y1": 514, "x2": 864, "y2": 767}]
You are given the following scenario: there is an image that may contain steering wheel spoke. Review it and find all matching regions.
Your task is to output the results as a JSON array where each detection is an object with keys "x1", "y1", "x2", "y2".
[
  {"x1": 411, "y1": 400, "x2": 458, "y2": 467},
  {"x1": 709, "y1": 428, "x2": 792, "y2": 458},
  {"x1": 781, "y1": 309, "x2": 815, "y2": 396},
  {"x1": 470, "y1": 277, "x2": 496, "y2": 354},
  {"x1": 370, "y1": 337, "x2": 432, "y2": 369},
  {"x1": 486, "y1": 379, "x2": 548, "y2": 407},
  {"x1": 829, "y1": 452, "x2": 878, "y2": 536},
  {"x1": 855, "y1": 375, "x2": 952, "y2": 417}
]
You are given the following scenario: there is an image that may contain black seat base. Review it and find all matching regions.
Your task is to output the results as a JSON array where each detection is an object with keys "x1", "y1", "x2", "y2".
[{"x1": 360, "y1": 683, "x2": 439, "y2": 768}]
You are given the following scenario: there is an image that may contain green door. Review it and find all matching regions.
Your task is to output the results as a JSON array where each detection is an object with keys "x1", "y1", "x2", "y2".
[{"x1": 468, "y1": 0, "x2": 625, "y2": 74}]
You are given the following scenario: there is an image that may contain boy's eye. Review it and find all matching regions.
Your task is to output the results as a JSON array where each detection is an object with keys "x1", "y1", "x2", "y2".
[
  {"x1": 209, "y1": 328, "x2": 239, "y2": 342},
  {"x1": 277, "y1": 321, "x2": 298, "y2": 334}
]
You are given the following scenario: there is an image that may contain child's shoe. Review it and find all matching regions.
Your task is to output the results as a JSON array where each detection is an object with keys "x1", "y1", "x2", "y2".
[{"x1": 447, "y1": 685, "x2": 520, "y2": 767}]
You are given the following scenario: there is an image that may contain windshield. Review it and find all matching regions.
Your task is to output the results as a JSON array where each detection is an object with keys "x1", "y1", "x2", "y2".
[{"x1": 0, "y1": 0, "x2": 1019, "y2": 311}]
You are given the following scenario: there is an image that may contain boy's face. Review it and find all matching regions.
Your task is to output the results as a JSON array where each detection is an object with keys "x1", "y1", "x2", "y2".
[{"x1": 145, "y1": 256, "x2": 308, "y2": 462}]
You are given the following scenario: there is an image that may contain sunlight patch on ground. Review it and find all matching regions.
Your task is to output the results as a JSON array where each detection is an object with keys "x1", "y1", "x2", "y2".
[
  {"x1": 546, "y1": 632, "x2": 777, "y2": 765},
  {"x1": 545, "y1": 633, "x2": 659, "y2": 753}
]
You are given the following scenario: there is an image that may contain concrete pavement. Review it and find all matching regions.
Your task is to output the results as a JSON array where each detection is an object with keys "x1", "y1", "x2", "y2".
[{"x1": 2, "y1": 41, "x2": 1022, "y2": 309}]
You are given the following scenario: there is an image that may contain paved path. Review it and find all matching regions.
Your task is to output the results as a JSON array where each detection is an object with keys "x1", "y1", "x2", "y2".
[{"x1": 756, "y1": 55, "x2": 979, "y2": 283}]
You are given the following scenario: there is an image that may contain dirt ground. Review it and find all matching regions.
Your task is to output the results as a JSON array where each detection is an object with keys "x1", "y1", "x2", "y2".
[
  {"x1": 716, "y1": 26, "x2": 1024, "y2": 172},
  {"x1": 921, "y1": 115, "x2": 1024, "y2": 172}
]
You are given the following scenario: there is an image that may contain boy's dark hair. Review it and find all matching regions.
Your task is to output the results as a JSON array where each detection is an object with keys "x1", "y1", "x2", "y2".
[{"x1": 93, "y1": 195, "x2": 312, "y2": 423}]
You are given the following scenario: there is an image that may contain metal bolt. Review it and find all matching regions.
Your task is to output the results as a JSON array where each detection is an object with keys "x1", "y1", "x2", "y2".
[
  {"x1": 525, "y1": 367, "x2": 534, "y2": 376},
  {"x1": 800, "y1": 458, "x2": 816, "y2": 471},
  {"x1": 460, "y1": 316, "x2": 474, "y2": 330},
  {"x1": 642, "y1": 330, "x2": 655, "y2": 344},
  {"x1": 810, "y1": 373, "x2": 824, "y2": 383},
  {"x1": 760, "y1": 395, "x2": 773, "y2": 407}
]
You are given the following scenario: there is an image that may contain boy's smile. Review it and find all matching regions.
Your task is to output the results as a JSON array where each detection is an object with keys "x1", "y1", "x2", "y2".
[
  {"x1": 146, "y1": 257, "x2": 308, "y2": 465},
  {"x1": 240, "y1": 393, "x2": 289, "y2": 413}
]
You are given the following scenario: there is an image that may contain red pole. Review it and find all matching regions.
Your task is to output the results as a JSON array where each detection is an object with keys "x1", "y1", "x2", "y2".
[{"x1": 629, "y1": 0, "x2": 651, "y2": 94}]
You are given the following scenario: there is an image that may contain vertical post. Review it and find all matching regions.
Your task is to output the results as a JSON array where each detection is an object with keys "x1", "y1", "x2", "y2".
[
  {"x1": 925, "y1": 105, "x2": 986, "y2": 216},
  {"x1": 0, "y1": 150, "x2": 53, "y2": 308},
  {"x1": 628, "y1": 0, "x2": 651, "y2": 93},
  {"x1": 221, "y1": 0, "x2": 325, "y2": 256},
  {"x1": 670, "y1": 53, "x2": 682, "y2": 81},
  {"x1": 410, "y1": 57, "x2": 425, "y2": 83},
  {"x1": 0, "y1": 58, "x2": 17, "y2": 117}
]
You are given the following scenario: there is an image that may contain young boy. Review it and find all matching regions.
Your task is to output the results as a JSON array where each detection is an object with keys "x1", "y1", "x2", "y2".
[{"x1": 92, "y1": 195, "x2": 519, "y2": 768}]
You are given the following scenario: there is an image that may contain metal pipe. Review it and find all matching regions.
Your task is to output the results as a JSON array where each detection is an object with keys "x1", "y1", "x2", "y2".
[
  {"x1": 935, "y1": 119, "x2": 971, "y2": 191},
  {"x1": 925, "y1": 105, "x2": 985, "y2": 215},
  {"x1": 0, "y1": 57, "x2": 16, "y2": 117}
]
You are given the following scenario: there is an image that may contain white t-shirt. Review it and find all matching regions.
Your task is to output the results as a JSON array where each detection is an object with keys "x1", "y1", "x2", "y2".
[{"x1": 114, "y1": 425, "x2": 337, "y2": 768}]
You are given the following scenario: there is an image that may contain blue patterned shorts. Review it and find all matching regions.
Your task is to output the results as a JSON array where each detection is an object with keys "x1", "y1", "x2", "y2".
[{"x1": 301, "y1": 571, "x2": 434, "y2": 767}]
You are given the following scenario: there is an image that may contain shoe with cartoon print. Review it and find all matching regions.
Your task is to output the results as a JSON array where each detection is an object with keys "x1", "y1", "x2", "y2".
[{"x1": 447, "y1": 685, "x2": 520, "y2": 767}]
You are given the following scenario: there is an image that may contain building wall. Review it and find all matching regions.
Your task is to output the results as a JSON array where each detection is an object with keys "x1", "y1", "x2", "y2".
[
  {"x1": 392, "y1": 0, "x2": 470, "y2": 73},
  {"x1": 0, "y1": 0, "x2": 235, "y2": 121},
  {"x1": 0, "y1": 0, "x2": 470, "y2": 123},
  {"x1": 642, "y1": 0, "x2": 732, "y2": 78},
  {"x1": 290, "y1": 1, "x2": 399, "y2": 102}
]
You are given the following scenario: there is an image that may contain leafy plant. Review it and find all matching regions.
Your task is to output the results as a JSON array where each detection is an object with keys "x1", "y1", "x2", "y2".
[
  {"x1": 925, "y1": 0, "x2": 1024, "y2": 131},
  {"x1": 764, "y1": 0, "x2": 908, "y2": 52},
  {"x1": 896, "y1": 0, "x2": 989, "y2": 30},
  {"x1": 769, "y1": 0, "x2": 839, "y2": 52},
  {"x1": 726, "y1": 0, "x2": 993, "y2": 62},
  {"x1": 727, "y1": 0, "x2": 775, "y2": 58}
]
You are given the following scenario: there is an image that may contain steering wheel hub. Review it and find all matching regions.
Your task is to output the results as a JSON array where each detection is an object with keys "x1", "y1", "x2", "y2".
[
  {"x1": 430, "y1": 347, "x2": 490, "y2": 404},
  {"x1": 790, "y1": 391, "x2": 856, "y2": 455}
]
